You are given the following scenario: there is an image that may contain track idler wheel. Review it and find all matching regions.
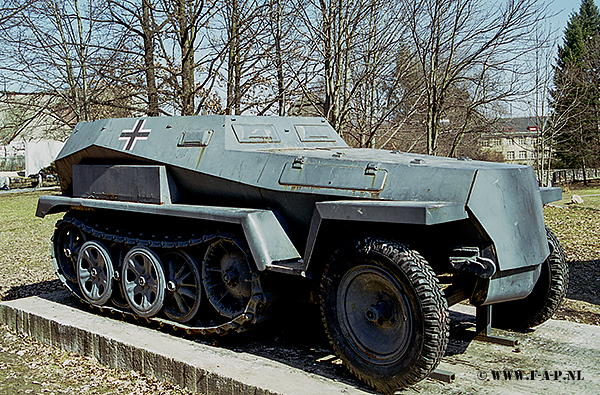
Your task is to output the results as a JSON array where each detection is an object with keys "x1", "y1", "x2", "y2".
[
  {"x1": 53, "y1": 221, "x2": 86, "y2": 284},
  {"x1": 163, "y1": 250, "x2": 202, "y2": 323},
  {"x1": 76, "y1": 241, "x2": 114, "y2": 306},
  {"x1": 202, "y1": 238, "x2": 254, "y2": 319},
  {"x1": 121, "y1": 246, "x2": 166, "y2": 318}
]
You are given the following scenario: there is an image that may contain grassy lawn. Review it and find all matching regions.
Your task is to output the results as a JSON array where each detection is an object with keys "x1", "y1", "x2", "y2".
[
  {"x1": 0, "y1": 190, "x2": 62, "y2": 299},
  {"x1": 544, "y1": 182, "x2": 600, "y2": 262},
  {"x1": 551, "y1": 180, "x2": 600, "y2": 211}
]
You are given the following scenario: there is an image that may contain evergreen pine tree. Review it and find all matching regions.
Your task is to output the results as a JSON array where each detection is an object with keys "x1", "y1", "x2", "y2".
[{"x1": 551, "y1": 0, "x2": 600, "y2": 175}]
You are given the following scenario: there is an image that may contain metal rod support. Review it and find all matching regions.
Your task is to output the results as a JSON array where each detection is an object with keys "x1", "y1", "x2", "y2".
[{"x1": 474, "y1": 305, "x2": 519, "y2": 347}]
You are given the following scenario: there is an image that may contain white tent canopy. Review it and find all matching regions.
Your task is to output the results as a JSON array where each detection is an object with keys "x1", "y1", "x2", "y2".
[{"x1": 25, "y1": 140, "x2": 64, "y2": 175}]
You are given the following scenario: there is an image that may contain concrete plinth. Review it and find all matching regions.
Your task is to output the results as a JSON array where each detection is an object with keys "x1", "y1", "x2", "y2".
[{"x1": 0, "y1": 294, "x2": 368, "y2": 395}]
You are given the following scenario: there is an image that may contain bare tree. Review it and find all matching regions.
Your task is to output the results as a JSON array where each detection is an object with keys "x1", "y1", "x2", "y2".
[
  {"x1": 291, "y1": 0, "x2": 413, "y2": 143},
  {"x1": 0, "y1": 0, "x2": 135, "y2": 135},
  {"x1": 404, "y1": 0, "x2": 552, "y2": 155},
  {"x1": 156, "y1": 0, "x2": 224, "y2": 115},
  {"x1": 105, "y1": 0, "x2": 165, "y2": 116},
  {"x1": 218, "y1": 0, "x2": 293, "y2": 115}
]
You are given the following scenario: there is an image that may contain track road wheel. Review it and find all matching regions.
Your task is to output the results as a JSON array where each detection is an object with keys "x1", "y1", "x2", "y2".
[
  {"x1": 76, "y1": 241, "x2": 114, "y2": 306},
  {"x1": 121, "y1": 246, "x2": 166, "y2": 318},
  {"x1": 53, "y1": 221, "x2": 86, "y2": 284},
  {"x1": 492, "y1": 227, "x2": 568, "y2": 330},
  {"x1": 108, "y1": 243, "x2": 130, "y2": 310},
  {"x1": 320, "y1": 239, "x2": 449, "y2": 393},
  {"x1": 163, "y1": 250, "x2": 202, "y2": 323}
]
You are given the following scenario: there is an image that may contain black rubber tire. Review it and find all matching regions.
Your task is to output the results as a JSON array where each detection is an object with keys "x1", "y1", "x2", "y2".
[
  {"x1": 320, "y1": 238, "x2": 449, "y2": 393},
  {"x1": 492, "y1": 227, "x2": 569, "y2": 331}
]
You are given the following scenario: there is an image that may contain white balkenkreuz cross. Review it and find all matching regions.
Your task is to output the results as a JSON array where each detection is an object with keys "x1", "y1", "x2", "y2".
[{"x1": 118, "y1": 119, "x2": 151, "y2": 151}]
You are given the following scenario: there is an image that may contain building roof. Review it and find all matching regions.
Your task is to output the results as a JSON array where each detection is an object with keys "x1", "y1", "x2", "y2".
[{"x1": 484, "y1": 116, "x2": 549, "y2": 137}]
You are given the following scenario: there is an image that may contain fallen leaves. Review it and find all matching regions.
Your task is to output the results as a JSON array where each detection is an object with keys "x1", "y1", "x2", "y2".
[{"x1": 0, "y1": 324, "x2": 194, "y2": 395}]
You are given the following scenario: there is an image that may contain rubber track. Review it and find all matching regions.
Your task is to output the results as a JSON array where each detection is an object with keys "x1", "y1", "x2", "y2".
[
  {"x1": 54, "y1": 215, "x2": 269, "y2": 337},
  {"x1": 320, "y1": 238, "x2": 449, "y2": 394}
]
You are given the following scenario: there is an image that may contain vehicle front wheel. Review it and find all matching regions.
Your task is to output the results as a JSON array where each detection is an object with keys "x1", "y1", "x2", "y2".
[{"x1": 320, "y1": 238, "x2": 449, "y2": 393}]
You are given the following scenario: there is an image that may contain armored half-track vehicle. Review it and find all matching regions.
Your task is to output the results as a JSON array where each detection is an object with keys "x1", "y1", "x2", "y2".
[{"x1": 36, "y1": 116, "x2": 568, "y2": 393}]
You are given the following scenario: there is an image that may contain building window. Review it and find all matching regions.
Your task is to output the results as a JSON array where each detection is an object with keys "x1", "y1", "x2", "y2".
[
  {"x1": 507, "y1": 151, "x2": 515, "y2": 160},
  {"x1": 504, "y1": 138, "x2": 512, "y2": 145},
  {"x1": 491, "y1": 138, "x2": 501, "y2": 146},
  {"x1": 517, "y1": 137, "x2": 526, "y2": 145},
  {"x1": 519, "y1": 151, "x2": 527, "y2": 159}
]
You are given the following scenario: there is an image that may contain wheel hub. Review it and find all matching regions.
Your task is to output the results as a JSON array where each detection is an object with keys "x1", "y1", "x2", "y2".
[
  {"x1": 365, "y1": 301, "x2": 395, "y2": 326},
  {"x1": 222, "y1": 269, "x2": 239, "y2": 287},
  {"x1": 166, "y1": 280, "x2": 177, "y2": 292}
]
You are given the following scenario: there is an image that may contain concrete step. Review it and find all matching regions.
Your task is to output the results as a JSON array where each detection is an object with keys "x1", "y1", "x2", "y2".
[{"x1": 0, "y1": 293, "x2": 369, "y2": 395}]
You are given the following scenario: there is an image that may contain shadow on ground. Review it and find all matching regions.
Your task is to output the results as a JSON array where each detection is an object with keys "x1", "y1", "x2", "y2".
[
  {"x1": 1, "y1": 280, "x2": 63, "y2": 302},
  {"x1": 566, "y1": 260, "x2": 600, "y2": 305}
]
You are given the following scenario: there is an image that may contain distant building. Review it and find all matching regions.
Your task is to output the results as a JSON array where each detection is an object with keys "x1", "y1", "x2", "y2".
[
  {"x1": 0, "y1": 92, "x2": 70, "y2": 174},
  {"x1": 288, "y1": 93, "x2": 325, "y2": 118},
  {"x1": 480, "y1": 117, "x2": 549, "y2": 166}
]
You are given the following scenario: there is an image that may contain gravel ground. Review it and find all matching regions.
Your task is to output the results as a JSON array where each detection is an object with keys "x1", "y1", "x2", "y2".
[{"x1": 0, "y1": 189, "x2": 599, "y2": 394}]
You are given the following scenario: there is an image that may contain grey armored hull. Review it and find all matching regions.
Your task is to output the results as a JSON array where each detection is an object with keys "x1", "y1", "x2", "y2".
[{"x1": 37, "y1": 116, "x2": 567, "y2": 392}]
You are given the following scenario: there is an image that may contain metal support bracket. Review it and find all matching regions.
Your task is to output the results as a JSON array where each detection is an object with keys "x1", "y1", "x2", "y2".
[
  {"x1": 429, "y1": 368, "x2": 456, "y2": 383},
  {"x1": 474, "y1": 305, "x2": 519, "y2": 347}
]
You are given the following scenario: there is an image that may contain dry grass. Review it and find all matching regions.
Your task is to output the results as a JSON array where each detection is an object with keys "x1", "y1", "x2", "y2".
[
  {"x1": 0, "y1": 324, "x2": 193, "y2": 395},
  {"x1": 542, "y1": 189, "x2": 599, "y2": 327},
  {"x1": 544, "y1": 205, "x2": 600, "y2": 262}
]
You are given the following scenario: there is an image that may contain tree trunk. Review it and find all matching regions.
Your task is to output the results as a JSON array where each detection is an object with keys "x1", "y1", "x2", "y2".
[
  {"x1": 273, "y1": 0, "x2": 285, "y2": 116},
  {"x1": 226, "y1": 0, "x2": 238, "y2": 115},
  {"x1": 321, "y1": 0, "x2": 334, "y2": 127},
  {"x1": 178, "y1": 0, "x2": 195, "y2": 116},
  {"x1": 142, "y1": 0, "x2": 159, "y2": 117}
]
